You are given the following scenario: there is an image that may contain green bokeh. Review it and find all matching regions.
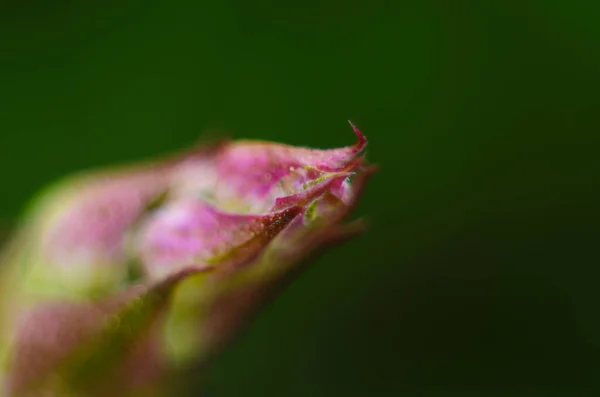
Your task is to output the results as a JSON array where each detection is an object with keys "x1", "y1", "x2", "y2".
[{"x1": 1, "y1": 1, "x2": 599, "y2": 395}]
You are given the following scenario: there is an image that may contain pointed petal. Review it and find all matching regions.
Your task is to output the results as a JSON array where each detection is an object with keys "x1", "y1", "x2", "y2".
[
  {"x1": 4, "y1": 268, "x2": 208, "y2": 397},
  {"x1": 199, "y1": 124, "x2": 367, "y2": 213},
  {"x1": 136, "y1": 200, "x2": 302, "y2": 279}
]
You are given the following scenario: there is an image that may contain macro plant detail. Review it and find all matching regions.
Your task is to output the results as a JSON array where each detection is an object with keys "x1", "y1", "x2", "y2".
[{"x1": 0, "y1": 122, "x2": 374, "y2": 397}]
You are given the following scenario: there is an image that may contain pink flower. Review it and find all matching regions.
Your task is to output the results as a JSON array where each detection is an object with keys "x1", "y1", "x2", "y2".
[{"x1": 0, "y1": 122, "x2": 375, "y2": 396}]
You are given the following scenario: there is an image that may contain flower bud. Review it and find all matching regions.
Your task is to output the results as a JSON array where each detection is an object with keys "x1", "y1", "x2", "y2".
[{"x1": 0, "y1": 122, "x2": 374, "y2": 396}]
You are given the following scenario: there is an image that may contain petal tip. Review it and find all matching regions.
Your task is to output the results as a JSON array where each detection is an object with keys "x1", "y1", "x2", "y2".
[{"x1": 347, "y1": 120, "x2": 368, "y2": 149}]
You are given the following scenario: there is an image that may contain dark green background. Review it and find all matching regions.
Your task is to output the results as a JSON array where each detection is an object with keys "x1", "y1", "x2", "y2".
[{"x1": 1, "y1": 1, "x2": 599, "y2": 396}]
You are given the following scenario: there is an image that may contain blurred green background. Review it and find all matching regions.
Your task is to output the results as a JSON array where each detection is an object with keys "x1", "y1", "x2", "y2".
[{"x1": 1, "y1": 1, "x2": 599, "y2": 395}]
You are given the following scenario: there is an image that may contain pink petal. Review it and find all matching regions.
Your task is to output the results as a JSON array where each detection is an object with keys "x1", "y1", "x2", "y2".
[
  {"x1": 42, "y1": 171, "x2": 168, "y2": 270},
  {"x1": 136, "y1": 200, "x2": 302, "y2": 278},
  {"x1": 166, "y1": 123, "x2": 367, "y2": 215}
]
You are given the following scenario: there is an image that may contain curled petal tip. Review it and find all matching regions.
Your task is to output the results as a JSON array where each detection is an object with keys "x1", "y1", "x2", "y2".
[{"x1": 348, "y1": 120, "x2": 367, "y2": 148}]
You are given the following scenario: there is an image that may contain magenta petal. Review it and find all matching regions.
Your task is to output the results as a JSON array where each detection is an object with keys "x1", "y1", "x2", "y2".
[
  {"x1": 136, "y1": 200, "x2": 302, "y2": 278},
  {"x1": 208, "y1": 123, "x2": 367, "y2": 213},
  {"x1": 42, "y1": 171, "x2": 168, "y2": 270},
  {"x1": 5, "y1": 285, "x2": 145, "y2": 395},
  {"x1": 270, "y1": 171, "x2": 353, "y2": 212}
]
